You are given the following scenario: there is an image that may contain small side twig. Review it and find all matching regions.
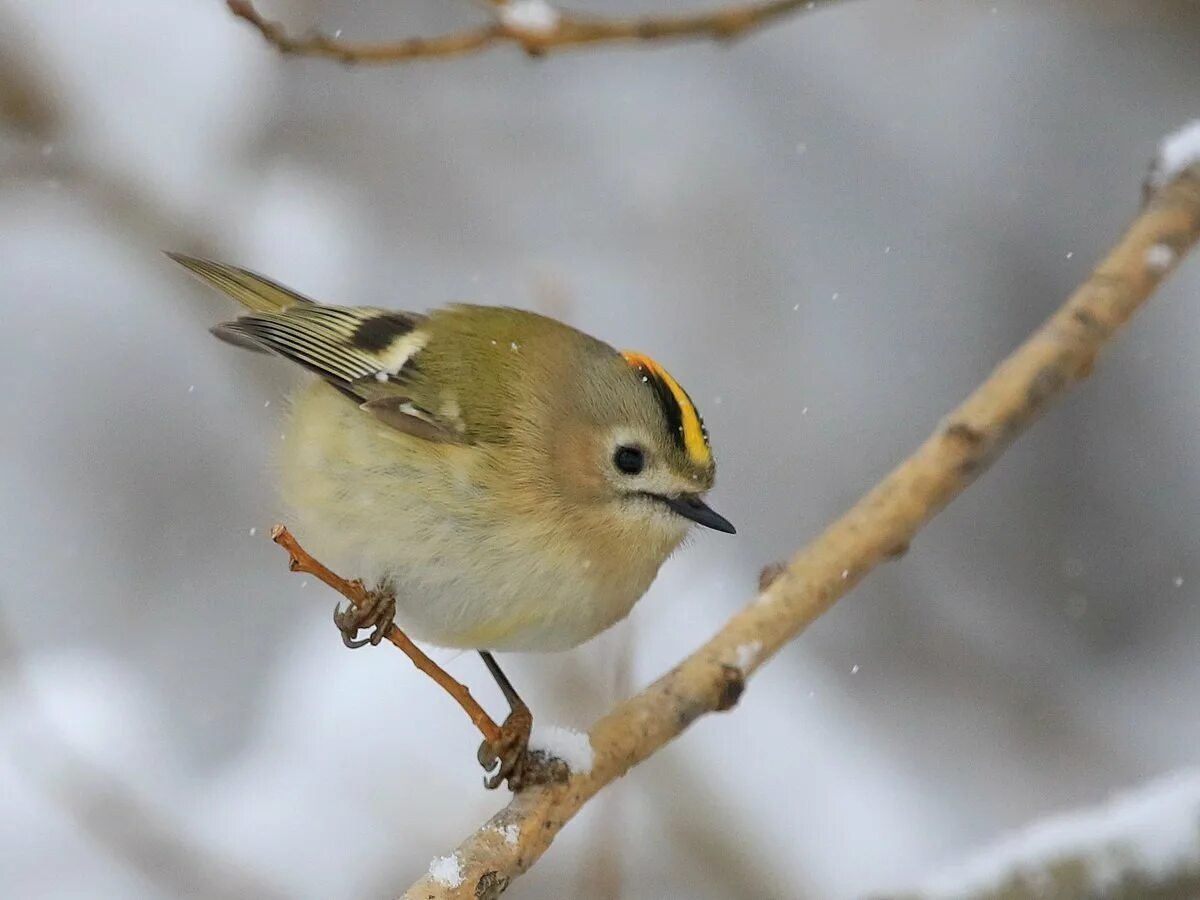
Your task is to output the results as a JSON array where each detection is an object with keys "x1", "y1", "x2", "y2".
[
  {"x1": 270, "y1": 525, "x2": 502, "y2": 745},
  {"x1": 226, "y1": 0, "x2": 845, "y2": 65}
]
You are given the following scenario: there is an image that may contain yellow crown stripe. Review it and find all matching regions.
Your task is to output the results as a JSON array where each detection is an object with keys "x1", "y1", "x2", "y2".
[{"x1": 622, "y1": 351, "x2": 712, "y2": 467}]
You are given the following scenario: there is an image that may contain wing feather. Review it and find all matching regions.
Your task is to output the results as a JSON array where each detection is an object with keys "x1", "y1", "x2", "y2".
[{"x1": 171, "y1": 253, "x2": 468, "y2": 442}]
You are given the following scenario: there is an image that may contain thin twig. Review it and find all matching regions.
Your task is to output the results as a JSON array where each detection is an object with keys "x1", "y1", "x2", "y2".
[
  {"x1": 401, "y1": 164, "x2": 1200, "y2": 898},
  {"x1": 226, "y1": 0, "x2": 843, "y2": 65},
  {"x1": 270, "y1": 525, "x2": 502, "y2": 745}
]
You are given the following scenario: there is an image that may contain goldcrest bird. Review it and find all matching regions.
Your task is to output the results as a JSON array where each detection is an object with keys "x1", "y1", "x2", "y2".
[{"x1": 171, "y1": 253, "x2": 734, "y2": 784}]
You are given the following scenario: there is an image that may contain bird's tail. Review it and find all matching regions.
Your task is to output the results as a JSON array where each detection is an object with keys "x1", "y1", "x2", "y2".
[{"x1": 167, "y1": 252, "x2": 316, "y2": 314}]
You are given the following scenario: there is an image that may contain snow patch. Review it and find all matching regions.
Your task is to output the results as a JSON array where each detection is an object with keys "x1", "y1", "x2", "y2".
[
  {"x1": 911, "y1": 769, "x2": 1200, "y2": 898},
  {"x1": 427, "y1": 854, "x2": 464, "y2": 888},
  {"x1": 734, "y1": 640, "x2": 762, "y2": 672},
  {"x1": 528, "y1": 724, "x2": 594, "y2": 774},
  {"x1": 499, "y1": 0, "x2": 561, "y2": 34},
  {"x1": 1149, "y1": 119, "x2": 1200, "y2": 191},
  {"x1": 491, "y1": 823, "x2": 520, "y2": 847},
  {"x1": 1145, "y1": 243, "x2": 1176, "y2": 272}
]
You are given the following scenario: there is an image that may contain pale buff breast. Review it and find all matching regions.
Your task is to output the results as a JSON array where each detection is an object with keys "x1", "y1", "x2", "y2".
[{"x1": 278, "y1": 382, "x2": 684, "y2": 651}]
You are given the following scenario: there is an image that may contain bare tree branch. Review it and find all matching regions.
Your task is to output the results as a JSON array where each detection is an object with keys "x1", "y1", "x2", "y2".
[
  {"x1": 226, "y1": 0, "x2": 845, "y2": 65},
  {"x1": 400, "y1": 161, "x2": 1200, "y2": 898}
]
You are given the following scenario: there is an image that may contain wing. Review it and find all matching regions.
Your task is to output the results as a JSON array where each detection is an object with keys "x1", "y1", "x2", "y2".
[
  {"x1": 170, "y1": 253, "x2": 464, "y2": 442},
  {"x1": 212, "y1": 303, "x2": 426, "y2": 387}
]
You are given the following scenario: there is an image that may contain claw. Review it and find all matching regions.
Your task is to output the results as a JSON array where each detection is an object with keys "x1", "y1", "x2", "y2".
[
  {"x1": 478, "y1": 703, "x2": 533, "y2": 791},
  {"x1": 332, "y1": 591, "x2": 397, "y2": 649}
]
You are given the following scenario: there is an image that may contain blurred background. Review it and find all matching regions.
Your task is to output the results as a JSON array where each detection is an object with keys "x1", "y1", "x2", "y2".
[{"x1": 2, "y1": 0, "x2": 1199, "y2": 897}]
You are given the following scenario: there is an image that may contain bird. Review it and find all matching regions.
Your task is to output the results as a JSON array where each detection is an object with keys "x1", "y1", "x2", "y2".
[{"x1": 170, "y1": 253, "x2": 735, "y2": 787}]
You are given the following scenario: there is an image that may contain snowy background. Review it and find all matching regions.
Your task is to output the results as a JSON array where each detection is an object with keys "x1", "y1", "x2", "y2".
[{"x1": 2, "y1": 1, "x2": 1199, "y2": 897}]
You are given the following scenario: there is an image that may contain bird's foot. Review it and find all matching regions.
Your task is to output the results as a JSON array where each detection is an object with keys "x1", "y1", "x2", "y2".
[
  {"x1": 333, "y1": 587, "x2": 396, "y2": 649},
  {"x1": 478, "y1": 702, "x2": 533, "y2": 791}
]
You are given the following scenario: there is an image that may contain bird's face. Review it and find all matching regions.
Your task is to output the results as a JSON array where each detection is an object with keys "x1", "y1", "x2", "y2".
[{"x1": 553, "y1": 351, "x2": 735, "y2": 543}]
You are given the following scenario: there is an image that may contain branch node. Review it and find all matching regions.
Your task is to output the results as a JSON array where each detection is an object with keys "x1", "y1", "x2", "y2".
[
  {"x1": 943, "y1": 422, "x2": 984, "y2": 447},
  {"x1": 520, "y1": 752, "x2": 571, "y2": 786},
  {"x1": 474, "y1": 871, "x2": 510, "y2": 900},
  {"x1": 758, "y1": 561, "x2": 786, "y2": 591},
  {"x1": 715, "y1": 664, "x2": 745, "y2": 711}
]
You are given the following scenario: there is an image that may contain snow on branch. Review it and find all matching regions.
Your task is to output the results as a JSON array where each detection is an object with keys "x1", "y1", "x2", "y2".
[
  {"x1": 400, "y1": 143, "x2": 1200, "y2": 898},
  {"x1": 896, "y1": 770, "x2": 1200, "y2": 900},
  {"x1": 226, "y1": 0, "x2": 846, "y2": 65},
  {"x1": 1147, "y1": 119, "x2": 1200, "y2": 195}
]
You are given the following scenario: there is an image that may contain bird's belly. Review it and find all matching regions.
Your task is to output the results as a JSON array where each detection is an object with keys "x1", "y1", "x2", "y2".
[
  {"x1": 391, "y1": 548, "x2": 643, "y2": 651},
  {"x1": 290, "y1": 504, "x2": 648, "y2": 652}
]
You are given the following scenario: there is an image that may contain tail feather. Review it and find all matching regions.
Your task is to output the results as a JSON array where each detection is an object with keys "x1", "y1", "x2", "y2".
[{"x1": 167, "y1": 252, "x2": 316, "y2": 314}]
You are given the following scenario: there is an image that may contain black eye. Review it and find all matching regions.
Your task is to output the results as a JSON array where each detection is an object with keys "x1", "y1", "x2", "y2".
[{"x1": 613, "y1": 445, "x2": 645, "y2": 475}]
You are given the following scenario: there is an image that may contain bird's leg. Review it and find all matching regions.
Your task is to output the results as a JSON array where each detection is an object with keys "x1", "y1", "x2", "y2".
[
  {"x1": 270, "y1": 525, "x2": 503, "y2": 747},
  {"x1": 333, "y1": 587, "x2": 397, "y2": 649},
  {"x1": 477, "y1": 651, "x2": 535, "y2": 791}
]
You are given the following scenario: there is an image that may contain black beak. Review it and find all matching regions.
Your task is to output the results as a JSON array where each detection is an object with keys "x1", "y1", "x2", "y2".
[{"x1": 660, "y1": 494, "x2": 737, "y2": 534}]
